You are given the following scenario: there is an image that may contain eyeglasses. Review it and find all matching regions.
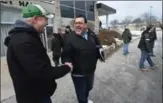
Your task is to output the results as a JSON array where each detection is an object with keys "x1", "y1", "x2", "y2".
[{"x1": 74, "y1": 22, "x2": 85, "y2": 25}]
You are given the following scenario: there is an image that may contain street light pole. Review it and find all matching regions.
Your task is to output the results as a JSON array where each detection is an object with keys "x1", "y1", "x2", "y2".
[{"x1": 150, "y1": 6, "x2": 153, "y2": 25}]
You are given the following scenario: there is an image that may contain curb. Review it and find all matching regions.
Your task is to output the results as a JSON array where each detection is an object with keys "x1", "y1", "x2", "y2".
[{"x1": 103, "y1": 37, "x2": 140, "y2": 59}]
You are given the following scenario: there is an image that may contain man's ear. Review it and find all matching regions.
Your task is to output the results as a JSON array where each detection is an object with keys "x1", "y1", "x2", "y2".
[{"x1": 85, "y1": 23, "x2": 88, "y2": 28}]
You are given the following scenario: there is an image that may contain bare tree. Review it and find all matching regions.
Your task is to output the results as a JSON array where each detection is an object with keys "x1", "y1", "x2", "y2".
[
  {"x1": 121, "y1": 16, "x2": 133, "y2": 28},
  {"x1": 132, "y1": 17, "x2": 143, "y2": 30},
  {"x1": 141, "y1": 12, "x2": 150, "y2": 25},
  {"x1": 141, "y1": 12, "x2": 157, "y2": 25},
  {"x1": 150, "y1": 15, "x2": 157, "y2": 21},
  {"x1": 132, "y1": 18, "x2": 142, "y2": 23},
  {"x1": 110, "y1": 19, "x2": 119, "y2": 29}
]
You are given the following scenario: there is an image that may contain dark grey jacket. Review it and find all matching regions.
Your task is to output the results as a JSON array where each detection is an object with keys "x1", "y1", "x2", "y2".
[
  {"x1": 138, "y1": 30, "x2": 152, "y2": 53},
  {"x1": 122, "y1": 29, "x2": 132, "y2": 44}
]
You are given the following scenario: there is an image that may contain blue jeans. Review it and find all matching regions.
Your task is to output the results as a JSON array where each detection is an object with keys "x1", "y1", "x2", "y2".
[
  {"x1": 139, "y1": 50, "x2": 155, "y2": 69},
  {"x1": 42, "y1": 97, "x2": 52, "y2": 103},
  {"x1": 123, "y1": 43, "x2": 129, "y2": 54},
  {"x1": 71, "y1": 74, "x2": 94, "y2": 103}
]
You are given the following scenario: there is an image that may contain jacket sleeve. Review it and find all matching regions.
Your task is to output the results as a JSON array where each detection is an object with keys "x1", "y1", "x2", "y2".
[
  {"x1": 61, "y1": 36, "x2": 73, "y2": 63},
  {"x1": 153, "y1": 28, "x2": 157, "y2": 40},
  {"x1": 92, "y1": 34, "x2": 104, "y2": 60},
  {"x1": 94, "y1": 34, "x2": 102, "y2": 48},
  {"x1": 14, "y1": 41, "x2": 70, "y2": 80},
  {"x1": 144, "y1": 33, "x2": 152, "y2": 53}
]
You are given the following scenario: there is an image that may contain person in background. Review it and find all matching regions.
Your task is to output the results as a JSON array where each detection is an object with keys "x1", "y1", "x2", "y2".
[
  {"x1": 122, "y1": 28, "x2": 132, "y2": 55},
  {"x1": 159, "y1": 23, "x2": 163, "y2": 59},
  {"x1": 99, "y1": 20, "x2": 102, "y2": 30},
  {"x1": 65, "y1": 25, "x2": 72, "y2": 35},
  {"x1": 160, "y1": 23, "x2": 163, "y2": 30},
  {"x1": 149, "y1": 25, "x2": 157, "y2": 57},
  {"x1": 51, "y1": 28, "x2": 64, "y2": 66},
  {"x1": 138, "y1": 25, "x2": 156, "y2": 72},
  {"x1": 62, "y1": 15, "x2": 103, "y2": 103},
  {"x1": 4, "y1": 4, "x2": 72, "y2": 103}
]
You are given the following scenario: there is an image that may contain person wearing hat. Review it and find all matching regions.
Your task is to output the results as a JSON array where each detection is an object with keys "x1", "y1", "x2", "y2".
[{"x1": 4, "y1": 4, "x2": 72, "y2": 103}]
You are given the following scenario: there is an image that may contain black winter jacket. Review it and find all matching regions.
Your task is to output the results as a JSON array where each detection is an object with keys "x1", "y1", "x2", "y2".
[
  {"x1": 138, "y1": 30, "x2": 152, "y2": 53},
  {"x1": 122, "y1": 30, "x2": 132, "y2": 44},
  {"x1": 51, "y1": 33, "x2": 64, "y2": 56},
  {"x1": 61, "y1": 30, "x2": 102, "y2": 75},
  {"x1": 4, "y1": 20, "x2": 70, "y2": 103}
]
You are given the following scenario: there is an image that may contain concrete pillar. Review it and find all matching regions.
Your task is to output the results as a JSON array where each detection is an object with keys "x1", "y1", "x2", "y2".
[
  {"x1": 44, "y1": 27, "x2": 49, "y2": 51},
  {"x1": 53, "y1": 0, "x2": 62, "y2": 33},
  {"x1": 94, "y1": 1, "x2": 99, "y2": 34},
  {"x1": 106, "y1": 14, "x2": 109, "y2": 29}
]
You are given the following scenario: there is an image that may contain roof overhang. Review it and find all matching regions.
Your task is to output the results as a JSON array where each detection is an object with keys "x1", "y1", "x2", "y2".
[{"x1": 97, "y1": 3, "x2": 116, "y2": 16}]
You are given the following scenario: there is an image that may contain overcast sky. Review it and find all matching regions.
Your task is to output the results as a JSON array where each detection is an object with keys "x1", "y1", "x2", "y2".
[{"x1": 97, "y1": 1, "x2": 162, "y2": 27}]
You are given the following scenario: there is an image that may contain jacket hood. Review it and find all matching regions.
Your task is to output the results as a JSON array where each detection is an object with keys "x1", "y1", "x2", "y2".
[{"x1": 4, "y1": 20, "x2": 39, "y2": 47}]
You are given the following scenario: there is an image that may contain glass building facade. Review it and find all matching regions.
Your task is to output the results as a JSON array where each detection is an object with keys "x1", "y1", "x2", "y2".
[{"x1": 60, "y1": 0, "x2": 95, "y2": 21}]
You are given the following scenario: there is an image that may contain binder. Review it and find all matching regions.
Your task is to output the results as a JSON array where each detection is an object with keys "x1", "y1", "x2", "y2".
[{"x1": 98, "y1": 48, "x2": 105, "y2": 62}]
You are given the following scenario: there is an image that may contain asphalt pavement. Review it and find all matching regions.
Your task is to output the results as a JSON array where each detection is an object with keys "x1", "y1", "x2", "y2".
[{"x1": 1, "y1": 31, "x2": 162, "y2": 103}]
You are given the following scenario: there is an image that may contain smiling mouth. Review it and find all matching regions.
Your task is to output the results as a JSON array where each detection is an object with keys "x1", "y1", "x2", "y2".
[{"x1": 76, "y1": 28, "x2": 82, "y2": 32}]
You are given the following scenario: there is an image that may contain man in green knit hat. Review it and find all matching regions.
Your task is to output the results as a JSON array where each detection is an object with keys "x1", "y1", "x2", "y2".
[{"x1": 4, "y1": 4, "x2": 73, "y2": 103}]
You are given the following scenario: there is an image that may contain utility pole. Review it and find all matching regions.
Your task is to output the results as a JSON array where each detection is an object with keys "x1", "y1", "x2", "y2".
[
  {"x1": 150, "y1": 6, "x2": 153, "y2": 25},
  {"x1": 53, "y1": 0, "x2": 61, "y2": 33}
]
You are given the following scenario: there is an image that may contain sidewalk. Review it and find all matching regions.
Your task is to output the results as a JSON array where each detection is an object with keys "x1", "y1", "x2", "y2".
[
  {"x1": 4, "y1": 32, "x2": 161, "y2": 103},
  {"x1": 1, "y1": 31, "x2": 155, "y2": 103},
  {"x1": 0, "y1": 35, "x2": 141, "y2": 102},
  {"x1": 1, "y1": 57, "x2": 15, "y2": 101}
]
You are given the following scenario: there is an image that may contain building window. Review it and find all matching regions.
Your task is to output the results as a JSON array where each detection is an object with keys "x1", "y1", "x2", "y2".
[
  {"x1": 60, "y1": 1, "x2": 74, "y2": 7},
  {"x1": 75, "y1": 1, "x2": 85, "y2": 10},
  {"x1": 60, "y1": 5, "x2": 74, "y2": 18},
  {"x1": 86, "y1": 1, "x2": 94, "y2": 12},
  {"x1": 87, "y1": 11, "x2": 95, "y2": 21},
  {"x1": 75, "y1": 9, "x2": 86, "y2": 18}
]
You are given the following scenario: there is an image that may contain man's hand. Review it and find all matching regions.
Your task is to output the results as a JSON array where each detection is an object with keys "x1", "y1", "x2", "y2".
[{"x1": 64, "y1": 62, "x2": 73, "y2": 72}]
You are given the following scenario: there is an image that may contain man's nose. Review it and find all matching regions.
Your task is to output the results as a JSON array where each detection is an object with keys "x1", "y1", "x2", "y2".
[{"x1": 76, "y1": 24, "x2": 80, "y2": 26}]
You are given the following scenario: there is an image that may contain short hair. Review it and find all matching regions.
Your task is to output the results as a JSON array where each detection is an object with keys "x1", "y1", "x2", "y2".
[
  {"x1": 66, "y1": 25, "x2": 70, "y2": 29},
  {"x1": 75, "y1": 14, "x2": 87, "y2": 23}
]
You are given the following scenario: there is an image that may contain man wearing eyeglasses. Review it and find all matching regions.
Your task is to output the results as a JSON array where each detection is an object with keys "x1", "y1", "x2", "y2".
[{"x1": 62, "y1": 15, "x2": 103, "y2": 103}]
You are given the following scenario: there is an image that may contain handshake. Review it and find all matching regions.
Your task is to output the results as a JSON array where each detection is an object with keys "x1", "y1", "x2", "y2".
[{"x1": 64, "y1": 62, "x2": 73, "y2": 72}]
